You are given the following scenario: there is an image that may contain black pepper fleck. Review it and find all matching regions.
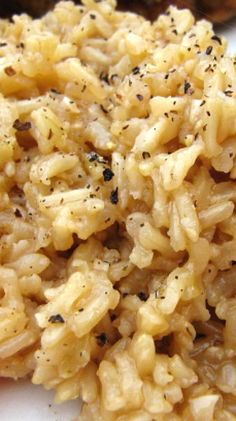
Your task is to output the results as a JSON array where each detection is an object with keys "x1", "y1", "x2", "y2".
[
  {"x1": 136, "y1": 94, "x2": 143, "y2": 101},
  {"x1": 184, "y1": 81, "x2": 191, "y2": 94},
  {"x1": 211, "y1": 35, "x2": 222, "y2": 45},
  {"x1": 96, "y1": 332, "x2": 108, "y2": 347},
  {"x1": 110, "y1": 187, "x2": 118, "y2": 204},
  {"x1": 110, "y1": 73, "x2": 118, "y2": 82},
  {"x1": 48, "y1": 314, "x2": 65, "y2": 324},
  {"x1": 99, "y1": 72, "x2": 109, "y2": 84},
  {"x1": 13, "y1": 119, "x2": 32, "y2": 131},
  {"x1": 132, "y1": 66, "x2": 140, "y2": 75},
  {"x1": 206, "y1": 46, "x2": 213, "y2": 55},
  {"x1": 48, "y1": 129, "x2": 53, "y2": 140},
  {"x1": 50, "y1": 88, "x2": 60, "y2": 94},
  {"x1": 137, "y1": 291, "x2": 148, "y2": 302},
  {"x1": 100, "y1": 104, "x2": 109, "y2": 114},
  {"x1": 87, "y1": 151, "x2": 107, "y2": 164},
  {"x1": 142, "y1": 151, "x2": 150, "y2": 159},
  {"x1": 103, "y1": 168, "x2": 114, "y2": 182},
  {"x1": 87, "y1": 151, "x2": 98, "y2": 162},
  {"x1": 224, "y1": 90, "x2": 233, "y2": 97},
  {"x1": 14, "y1": 208, "x2": 22, "y2": 218}
]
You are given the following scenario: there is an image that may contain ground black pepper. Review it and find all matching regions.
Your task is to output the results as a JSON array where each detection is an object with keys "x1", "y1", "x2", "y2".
[
  {"x1": 103, "y1": 168, "x2": 114, "y2": 181},
  {"x1": 206, "y1": 46, "x2": 213, "y2": 55},
  {"x1": 136, "y1": 94, "x2": 144, "y2": 101},
  {"x1": 99, "y1": 72, "x2": 109, "y2": 84},
  {"x1": 50, "y1": 88, "x2": 60, "y2": 94},
  {"x1": 132, "y1": 66, "x2": 140, "y2": 75},
  {"x1": 100, "y1": 104, "x2": 109, "y2": 114},
  {"x1": 48, "y1": 128, "x2": 53, "y2": 139},
  {"x1": 110, "y1": 74, "x2": 118, "y2": 82},
  {"x1": 211, "y1": 35, "x2": 222, "y2": 45},
  {"x1": 137, "y1": 291, "x2": 148, "y2": 302},
  {"x1": 184, "y1": 81, "x2": 191, "y2": 94},
  {"x1": 48, "y1": 314, "x2": 65, "y2": 323},
  {"x1": 87, "y1": 151, "x2": 107, "y2": 164},
  {"x1": 224, "y1": 90, "x2": 233, "y2": 97},
  {"x1": 87, "y1": 152, "x2": 99, "y2": 162},
  {"x1": 142, "y1": 151, "x2": 150, "y2": 159},
  {"x1": 14, "y1": 208, "x2": 22, "y2": 218},
  {"x1": 110, "y1": 187, "x2": 118, "y2": 204},
  {"x1": 13, "y1": 119, "x2": 32, "y2": 131},
  {"x1": 96, "y1": 332, "x2": 108, "y2": 347}
]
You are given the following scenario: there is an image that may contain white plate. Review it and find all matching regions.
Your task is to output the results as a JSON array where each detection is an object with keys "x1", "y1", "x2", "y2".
[
  {"x1": 219, "y1": 19, "x2": 236, "y2": 54},
  {"x1": 0, "y1": 379, "x2": 80, "y2": 421},
  {"x1": 0, "y1": 16, "x2": 235, "y2": 421}
]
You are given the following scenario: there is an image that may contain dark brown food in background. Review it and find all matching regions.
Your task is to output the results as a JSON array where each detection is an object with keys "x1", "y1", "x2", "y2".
[
  {"x1": 199, "y1": 0, "x2": 236, "y2": 23},
  {"x1": 119, "y1": 0, "x2": 236, "y2": 23},
  {"x1": 0, "y1": 0, "x2": 236, "y2": 23}
]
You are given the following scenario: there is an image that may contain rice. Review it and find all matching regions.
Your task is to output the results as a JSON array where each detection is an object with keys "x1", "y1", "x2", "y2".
[{"x1": 0, "y1": 0, "x2": 236, "y2": 419}]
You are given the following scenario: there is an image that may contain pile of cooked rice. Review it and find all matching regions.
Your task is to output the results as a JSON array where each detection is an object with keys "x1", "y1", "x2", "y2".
[{"x1": 0, "y1": 0, "x2": 236, "y2": 419}]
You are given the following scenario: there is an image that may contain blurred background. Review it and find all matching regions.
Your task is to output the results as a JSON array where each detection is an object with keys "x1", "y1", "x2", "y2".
[
  {"x1": 0, "y1": 0, "x2": 235, "y2": 53},
  {"x1": 1, "y1": 0, "x2": 236, "y2": 23}
]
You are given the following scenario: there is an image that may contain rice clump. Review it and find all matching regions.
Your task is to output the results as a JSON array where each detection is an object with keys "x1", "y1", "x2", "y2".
[{"x1": 0, "y1": 1, "x2": 236, "y2": 420}]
